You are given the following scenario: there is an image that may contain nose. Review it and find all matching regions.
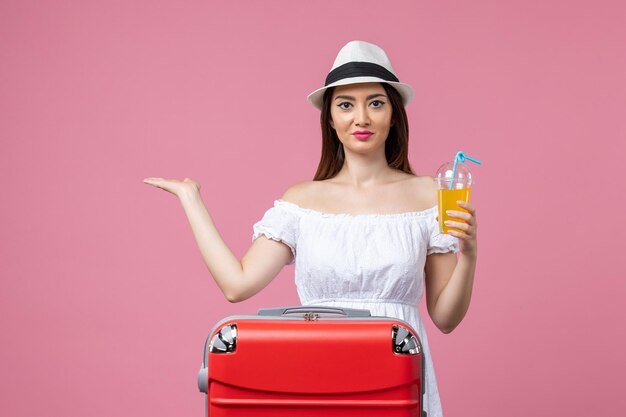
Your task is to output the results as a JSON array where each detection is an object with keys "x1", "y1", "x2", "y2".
[{"x1": 354, "y1": 104, "x2": 370, "y2": 127}]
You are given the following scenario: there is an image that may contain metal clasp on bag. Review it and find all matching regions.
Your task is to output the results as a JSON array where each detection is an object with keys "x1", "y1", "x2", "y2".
[
  {"x1": 392, "y1": 324, "x2": 421, "y2": 355},
  {"x1": 209, "y1": 324, "x2": 238, "y2": 354},
  {"x1": 303, "y1": 312, "x2": 320, "y2": 321}
]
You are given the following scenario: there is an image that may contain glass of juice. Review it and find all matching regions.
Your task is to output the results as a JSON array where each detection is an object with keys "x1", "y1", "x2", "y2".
[{"x1": 435, "y1": 162, "x2": 473, "y2": 234}]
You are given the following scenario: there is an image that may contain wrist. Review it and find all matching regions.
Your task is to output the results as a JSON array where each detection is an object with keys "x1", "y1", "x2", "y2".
[
  {"x1": 458, "y1": 249, "x2": 477, "y2": 263},
  {"x1": 179, "y1": 187, "x2": 202, "y2": 205}
]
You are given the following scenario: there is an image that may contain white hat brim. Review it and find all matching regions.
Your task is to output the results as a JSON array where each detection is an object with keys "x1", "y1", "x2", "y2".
[{"x1": 307, "y1": 76, "x2": 415, "y2": 110}]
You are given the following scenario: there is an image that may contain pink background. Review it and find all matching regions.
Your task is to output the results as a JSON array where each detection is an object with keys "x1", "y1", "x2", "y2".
[{"x1": 1, "y1": 0, "x2": 625, "y2": 415}]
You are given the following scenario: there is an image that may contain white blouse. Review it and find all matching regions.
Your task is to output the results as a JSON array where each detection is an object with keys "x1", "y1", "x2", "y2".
[{"x1": 253, "y1": 199, "x2": 459, "y2": 417}]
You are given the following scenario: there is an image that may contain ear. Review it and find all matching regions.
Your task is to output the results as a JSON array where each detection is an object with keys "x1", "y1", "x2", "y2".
[{"x1": 329, "y1": 118, "x2": 335, "y2": 129}]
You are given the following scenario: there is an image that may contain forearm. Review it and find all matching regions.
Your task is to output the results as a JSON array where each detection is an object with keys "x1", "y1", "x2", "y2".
[
  {"x1": 431, "y1": 253, "x2": 477, "y2": 333},
  {"x1": 178, "y1": 189, "x2": 244, "y2": 301}
]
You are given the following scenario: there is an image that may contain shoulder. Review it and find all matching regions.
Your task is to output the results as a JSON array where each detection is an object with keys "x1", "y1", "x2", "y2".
[
  {"x1": 281, "y1": 180, "x2": 325, "y2": 207},
  {"x1": 401, "y1": 174, "x2": 438, "y2": 209}
]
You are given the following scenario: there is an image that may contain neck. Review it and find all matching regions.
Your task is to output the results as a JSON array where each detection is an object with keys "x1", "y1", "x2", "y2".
[{"x1": 335, "y1": 148, "x2": 394, "y2": 187}]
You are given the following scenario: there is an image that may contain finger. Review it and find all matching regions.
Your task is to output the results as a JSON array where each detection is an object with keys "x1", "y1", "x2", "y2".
[
  {"x1": 449, "y1": 227, "x2": 477, "y2": 239},
  {"x1": 456, "y1": 200, "x2": 476, "y2": 214},
  {"x1": 144, "y1": 177, "x2": 164, "y2": 184},
  {"x1": 143, "y1": 178, "x2": 163, "y2": 186},
  {"x1": 143, "y1": 178, "x2": 176, "y2": 193},
  {"x1": 448, "y1": 229, "x2": 470, "y2": 239},
  {"x1": 446, "y1": 210, "x2": 474, "y2": 224},
  {"x1": 445, "y1": 220, "x2": 471, "y2": 232}
]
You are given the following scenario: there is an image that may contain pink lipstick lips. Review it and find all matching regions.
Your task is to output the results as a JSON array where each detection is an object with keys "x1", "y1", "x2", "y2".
[{"x1": 353, "y1": 131, "x2": 373, "y2": 140}]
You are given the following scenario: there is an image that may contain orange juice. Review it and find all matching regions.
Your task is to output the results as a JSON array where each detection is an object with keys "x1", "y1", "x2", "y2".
[{"x1": 438, "y1": 188, "x2": 471, "y2": 234}]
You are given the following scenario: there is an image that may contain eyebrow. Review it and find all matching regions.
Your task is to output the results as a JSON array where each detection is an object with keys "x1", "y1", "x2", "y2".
[{"x1": 334, "y1": 93, "x2": 388, "y2": 101}]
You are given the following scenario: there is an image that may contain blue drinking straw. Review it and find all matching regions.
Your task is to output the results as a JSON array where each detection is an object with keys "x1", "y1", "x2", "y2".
[{"x1": 449, "y1": 151, "x2": 482, "y2": 190}]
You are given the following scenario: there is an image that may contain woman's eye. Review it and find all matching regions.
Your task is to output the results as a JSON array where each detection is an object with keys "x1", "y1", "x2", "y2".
[
  {"x1": 370, "y1": 100, "x2": 385, "y2": 108},
  {"x1": 337, "y1": 102, "x2": 353, "y2": 110}
]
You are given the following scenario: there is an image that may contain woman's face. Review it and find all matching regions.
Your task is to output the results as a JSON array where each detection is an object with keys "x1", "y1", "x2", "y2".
[{"x1": 329, "y1": 82, "x2": 393, "y2": 155}]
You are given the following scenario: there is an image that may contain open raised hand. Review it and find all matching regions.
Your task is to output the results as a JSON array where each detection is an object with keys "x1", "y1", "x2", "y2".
[{"x1": 143, "y1": 177, "x2": 201, "y2": 199}]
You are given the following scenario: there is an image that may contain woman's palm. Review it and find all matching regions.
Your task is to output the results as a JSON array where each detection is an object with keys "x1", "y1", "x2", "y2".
[{"x1": 143, "y1": 177, "x2": 200, "y2": 198}]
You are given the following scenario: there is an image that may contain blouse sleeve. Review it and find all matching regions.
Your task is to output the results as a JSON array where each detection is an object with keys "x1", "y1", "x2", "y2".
[
  {"x1": 426, "y1": 208, "x2": 459, "y2": 255},
  {"x1": 252, "y1": 200, "x2": 299, "y2": 264}
]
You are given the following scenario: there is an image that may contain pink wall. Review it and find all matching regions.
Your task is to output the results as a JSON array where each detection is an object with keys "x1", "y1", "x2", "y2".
[{"x1": 1, "y1": 0, "x2": 625, "y2": 415}]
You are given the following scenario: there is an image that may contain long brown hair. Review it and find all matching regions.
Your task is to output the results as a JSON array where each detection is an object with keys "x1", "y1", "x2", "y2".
[{"x1": 313, "y1": 83, "x2": 414, "y2": 181}]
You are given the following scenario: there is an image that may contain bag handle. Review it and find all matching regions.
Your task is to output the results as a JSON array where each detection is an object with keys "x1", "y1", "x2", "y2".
[{"x1": 258, "y1": 305, "x2": 371, "y2": 318}]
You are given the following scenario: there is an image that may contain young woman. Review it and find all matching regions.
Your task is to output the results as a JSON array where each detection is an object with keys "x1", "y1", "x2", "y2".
[{"x1": 144, "y1": 40, "x2": 478, "y2": 417}]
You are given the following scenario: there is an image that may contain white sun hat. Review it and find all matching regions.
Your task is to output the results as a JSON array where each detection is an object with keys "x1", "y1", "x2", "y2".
[{"x1": 307, "y1": 40, "x2": 415, "y2": 110}]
